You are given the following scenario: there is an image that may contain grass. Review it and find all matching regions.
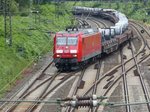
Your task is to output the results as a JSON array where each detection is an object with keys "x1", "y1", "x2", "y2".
[{"x1": 0, "y1": 3, "x2": 72, "y2": 97}]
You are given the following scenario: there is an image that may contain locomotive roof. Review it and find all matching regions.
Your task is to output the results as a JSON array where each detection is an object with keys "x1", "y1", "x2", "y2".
[{"x1": 56, "y1": 28, "x2": 99, "y2": 37}]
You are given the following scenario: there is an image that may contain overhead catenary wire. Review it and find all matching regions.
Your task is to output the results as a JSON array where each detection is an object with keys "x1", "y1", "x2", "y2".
[{"x1": 1, "y1": 99, "x2": 150, "y2": 108}]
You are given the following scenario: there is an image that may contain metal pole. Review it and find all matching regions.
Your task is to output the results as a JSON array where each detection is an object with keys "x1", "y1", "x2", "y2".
[
  {"x1": 9, "y1": 0, "x2": 12, "y2": 46},
  {"x1": 4, "y1": 0, "x2": 7, "y2": 45},
  {"x1": 0, "y1": 0, "x2": 3, "y2": 11},
  {"x1": 4, "y1": 0, "x2": 12, "y2": 46}
]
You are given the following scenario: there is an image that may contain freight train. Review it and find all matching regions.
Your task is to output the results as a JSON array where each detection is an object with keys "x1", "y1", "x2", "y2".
[{"x1": 53, "y1": 7, "x2": 133, "y2": 70}]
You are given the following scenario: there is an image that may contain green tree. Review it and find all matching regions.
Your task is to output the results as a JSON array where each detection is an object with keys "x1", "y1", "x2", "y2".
[{"x1": 15, "y1": 0, "x2": 30, "y2": 10}]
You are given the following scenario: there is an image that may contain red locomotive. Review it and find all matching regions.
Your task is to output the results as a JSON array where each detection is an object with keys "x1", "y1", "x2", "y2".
[
  {"x1": 53, "y1": 27, "x2": 133, "y2": 70},
  {"x1": 53, "y1": 28, "x2": 102, "y2": 70}
]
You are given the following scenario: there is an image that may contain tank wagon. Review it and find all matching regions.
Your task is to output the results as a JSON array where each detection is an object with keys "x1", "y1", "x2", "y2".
[{"x1": 53, "y1": 7, "x2": 133, "y2": 70}]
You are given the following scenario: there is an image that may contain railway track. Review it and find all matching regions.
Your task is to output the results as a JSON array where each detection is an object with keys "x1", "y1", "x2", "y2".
[
  {"x1": 0, "y1": 59, "x2": 78, "y2": 112},
  {"x1": 105, "y1": 23, "x2": 150, "y2": 111},
  {"x1": 1, "y1": 9, "x2": 150, "y2": 112},
  {"x1": 120, "y1": 46, "x2": 131, "y2": 112},
  {"x1": 62, "y1": 61, "x2": 102, "y2": 112},
  {"x1": 76, "y1": 28, "x2": 149, "y2": 112},
  {"x1": 77, "y1": 18, "x2": 91, "y2": 28},
  {"x1": 128, "y1": 22, "x2": 150, "y2": 111},
  {"x1": 44, "y1": 13, "x2": 150, "y2": 112},
  {"x1": 59, "y1": 17, "x2": 148, "y2": 112},
  {"x1": 96, "y1": 22, "x2": 150, "y2": 112},
  {"x1": 8, "y1": 71, "x2": 61, "y2": 112},
  {"x1": 76, "y1": 15, "x2": 113, "y2": 29},
  {"x1": 24, "y1": 72, "x2": 77, "y2": 112},
  {"x1": 63, "y1": 68, "x2": 86, "y2": 112},
  {"x1": 61, "y1": 18, "x2": 150, "y2": 112},
  {"x1": 70, "y1": 50, "x2": 150, "y2": 112},
  {"x1": 0, "y1": 13, "x2": 102, "y2": 112},
  {"x1": 61, "y1": 17, "x2": 150, "y2": 112},
  {"x1": 87, "y1": 18, "x2": 108, "y2": 28},
  {"x1": 86, "y1": 61, "x2": 102, "y2": 112},
  {"x1": 92, "y1": 61, "x2": 102, "y2": 95},
  {"x1": 129, "y1": 20, "x2": 150, "y2": 50},
  {"x1": 1, "y1": 60, "x2": 54, "y2": 111},
  {"x1": 94, "y1": 43, "x2": 150, "y2": 112},
  {"x1": 66, "y1": 18, "x2": 106, "y2": 112},
  {"x1": 90, "y1": 17, "x2": 113, "y2": 28},
  {"x1": 129, "y1": 40, "x2": 150, "y2": 111},
  {"x1": 0, "y1": 59, "x2": 54, "y2": 111},
  {"x1": 3, "y1": 15, "x2": 98, "y2": 112}
]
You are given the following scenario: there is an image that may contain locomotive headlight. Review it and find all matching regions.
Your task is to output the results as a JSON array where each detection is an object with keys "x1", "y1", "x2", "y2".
[
  {"x1": 56, "y1": 55, "x2": 61, "y2": 57},
  {"x1": 70, "y1": 50, "x2": 77, "y2": 53},
  {"x1": 73, "y1": 55, "x2": 77, "y2": 57},
  {"x1": 56, "y1": 50, "x2": 63, "y2": 53}
]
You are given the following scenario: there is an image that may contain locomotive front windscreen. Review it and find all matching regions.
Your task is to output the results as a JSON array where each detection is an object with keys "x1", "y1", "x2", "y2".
[
  {"x1": 57, "y1": 37, "x2": 67, "y2": 45},
  {"x1": 67, "y1": 37, "x2": 78, "y2": 45},
  {"x1": 57, "y1": 37, "x2": 77, "y2": 46}
]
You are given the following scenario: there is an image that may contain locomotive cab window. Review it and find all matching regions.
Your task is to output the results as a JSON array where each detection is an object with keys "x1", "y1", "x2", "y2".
[
  {"x1": 67, "y1": 37, "x2": 78, "y2": 45},
  {"x1": 57, "y1": 37, "x2": 66, "y2": 45}
]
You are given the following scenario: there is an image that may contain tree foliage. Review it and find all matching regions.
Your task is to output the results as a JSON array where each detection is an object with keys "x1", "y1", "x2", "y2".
[{"x1": 15, "y1": 0, "x2": 30, "y2": 8}]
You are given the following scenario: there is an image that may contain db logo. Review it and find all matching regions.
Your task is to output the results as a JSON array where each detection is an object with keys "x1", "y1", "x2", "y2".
[{"x1": 64, "y1": 50, "x2": 69, "y2": 53}]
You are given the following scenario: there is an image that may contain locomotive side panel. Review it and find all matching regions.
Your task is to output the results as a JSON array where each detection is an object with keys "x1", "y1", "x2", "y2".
[
  {"x1": 53, "y1": 35, "x2": 57, "y2": 59},
  {"x1": 77, "y1": 33, "x2": 83, "y2": 62},
  {"x1": 81, "y1": 33, "x2": 102, "y2": 61}
]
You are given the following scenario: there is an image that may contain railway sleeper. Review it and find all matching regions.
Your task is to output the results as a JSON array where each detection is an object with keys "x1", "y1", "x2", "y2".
[
  {"x1": 127, "y1": 45, "x2": 131, "y2": 49},
  {"x1": 147, "y1": 64, "x2": 150, "y2": 66},
  {"x1": 106, "y1": 69, "x2": 118, "y2": 76},
  {"x1": 94, "y1": 63, "x2": 100, "y2": 69},
  {"x1": 78, "y1": 80, "x2": 85, "y2": 89},
  {"x1": 140, "y1": 54, "x2": 148, "y2": 60},
  {"x1": 140, "y1": 49, "x2": 146, "y2": 53},
  {"x1": 134, "y1": 69, "x2": 139, "y2": 76},
  {"x1": 141, "y1": 52, "x2": 146, "y2": 56},
  {"x1": 60, "y1": 75, "x2": 72, "y2": 80},
  {"x1": 107, "y1": 75, "x2": 114, "y2": 81},
  {"x1": 103, "y1": 80, "x2": 114, "y2": 89},
  {"x1": 123, "y1": 55, "x2": 127, "y2": 59}
]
